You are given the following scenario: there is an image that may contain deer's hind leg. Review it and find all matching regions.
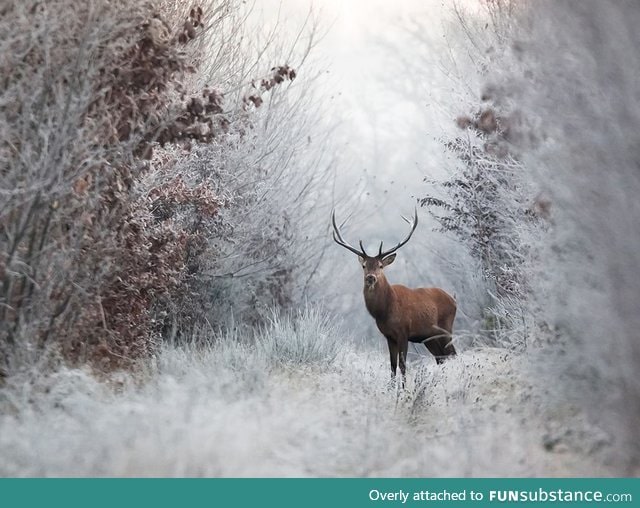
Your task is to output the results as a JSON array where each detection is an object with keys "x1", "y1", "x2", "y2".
[
  {"x1": 435, "y1": 319, "x2": 457, "y2": 358},
  {"x1": 420, "y1": 325, "x2": 456, "y2": 363},
  {"x1": 421, "y1": 335, "x2": 446, "y2": 362},
  {"x1": 438, "y1": 310, "x2": 457, "y2": 357}
]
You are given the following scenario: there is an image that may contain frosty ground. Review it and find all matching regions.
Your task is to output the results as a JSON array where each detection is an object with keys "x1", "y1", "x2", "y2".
[{"x1": 0, "y1": 310, "x2": 614, "y2": 477}]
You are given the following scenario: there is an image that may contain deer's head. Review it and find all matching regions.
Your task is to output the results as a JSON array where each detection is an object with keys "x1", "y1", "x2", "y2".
[{"x1": 331, "y1": 209, "x2": 418, "y2": 290}]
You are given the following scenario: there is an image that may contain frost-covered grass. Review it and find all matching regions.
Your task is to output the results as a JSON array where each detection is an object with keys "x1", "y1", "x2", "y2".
[
  {"x1": 256, "y1": 307, "x2": 344, "y2": 368},
  {"x1": 0, "y1": 311, "x2": 615, "y2": 477}
]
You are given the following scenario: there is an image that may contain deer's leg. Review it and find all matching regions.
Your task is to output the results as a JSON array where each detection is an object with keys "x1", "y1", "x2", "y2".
[
  {"x1": 386, "y1": 338, "x2": 398, "y2": 379},
  {"x1": 434, "y1": 323, "x2": 457, "y2": 359},
  {"x1": 422, "y1": 335, "x2": 445, "y2": 361},
  {"x1": 398, "y1": 338, "x2": 409, "y2": 389},
  {"x1": 423, "y1": 325, "x2": 456, "y2": 363}
]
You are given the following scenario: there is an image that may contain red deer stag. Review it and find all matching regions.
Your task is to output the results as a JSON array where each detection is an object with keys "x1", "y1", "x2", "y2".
[{"x1": 332, "y1": 209, "x2": 457, "y2": 385}]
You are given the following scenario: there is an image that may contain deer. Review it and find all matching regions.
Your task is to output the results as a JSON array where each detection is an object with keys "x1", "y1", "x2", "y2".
[{"x1": 332, "y1": 208, "x2": 457, "y2": 386}]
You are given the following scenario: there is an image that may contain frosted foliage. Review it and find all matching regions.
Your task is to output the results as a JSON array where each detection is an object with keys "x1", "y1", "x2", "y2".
[
  {"x1": 502, "y1": 1, "x2": 640, "y2": 467},
  {"x1": 157, "y1": 76, "x2": 333, "y2": 331},
  {"x1": 422, "y1": 140, "x2": 542, "y2": 349},
  {"x1": 0, "y1": 311, "x2": 614, "y2": 477},
  {"x1": 256, "y1": 307, "x2": 343, "y2": 367}
]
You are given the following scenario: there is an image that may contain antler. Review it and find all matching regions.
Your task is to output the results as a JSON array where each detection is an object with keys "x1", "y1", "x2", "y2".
[
  {"x1": 332, "y1": 208, "x2": 418, "y2": 259},
  {"x1": 331, "y1": 210, "x2": 368, "y2": 257},
  {"x1": 377, "y1": 207, "x2": 419, "y2": 259}
]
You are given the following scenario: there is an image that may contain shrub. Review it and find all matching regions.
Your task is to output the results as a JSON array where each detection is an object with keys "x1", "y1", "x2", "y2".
[
  {"x1": 0, "y1": 0, "x2": 299, "y2": 374},
  {"x1": 256, "y1": 306, "x2": 344, "y2": 369},
  {"x1": 420, "y1": 109, "x2": 544, "y2": 347}
]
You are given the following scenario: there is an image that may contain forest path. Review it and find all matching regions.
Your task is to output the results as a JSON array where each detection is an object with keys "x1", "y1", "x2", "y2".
[{"x1": 0, "y1": 344, "x2": 613, "y2": 476}]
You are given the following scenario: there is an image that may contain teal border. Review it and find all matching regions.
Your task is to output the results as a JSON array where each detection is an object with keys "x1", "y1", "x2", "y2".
[{"x1": 1, "y1": 478, "x2": 638, "y2": 508}]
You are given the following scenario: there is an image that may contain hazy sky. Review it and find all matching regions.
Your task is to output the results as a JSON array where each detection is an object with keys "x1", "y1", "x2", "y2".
[{"x1": 260, "y1": 0, "x2": 471, "y2": 219}]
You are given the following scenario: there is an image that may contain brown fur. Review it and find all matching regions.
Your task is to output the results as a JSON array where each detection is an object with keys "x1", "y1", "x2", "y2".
[{"x1": 360, "y1": 256, "x2": 457, "y2": 384}]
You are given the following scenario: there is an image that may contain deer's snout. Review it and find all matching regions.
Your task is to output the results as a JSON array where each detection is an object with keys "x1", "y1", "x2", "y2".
[{"x1": 365, "y1": 274, "x2": 377, "y2": 286}]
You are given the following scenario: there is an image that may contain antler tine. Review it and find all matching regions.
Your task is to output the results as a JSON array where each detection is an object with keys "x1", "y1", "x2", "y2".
[
  {"x1": 378, "y1": 207, "x2": 419, "y2": 259},
  {"x1": 358, "y1": 240, "x2": 369, "y2": 258},
  {"x1": 378, "y1": 241, "x2": 384, "y2": 257},
  {"x1": 331, "y1": 209, "x2": 367, "y2": 257}
]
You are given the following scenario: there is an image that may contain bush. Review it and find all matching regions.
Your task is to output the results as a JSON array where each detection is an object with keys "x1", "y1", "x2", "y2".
[
  {"x1": 0, "y1": 0, "x2": 301, "y2": 374},
  {"x1": 256, "y1": 306, "x2": 344, "y2": 369},
  {"x1": 421, "y1": 108, "x2": 544, "y2": 348}
]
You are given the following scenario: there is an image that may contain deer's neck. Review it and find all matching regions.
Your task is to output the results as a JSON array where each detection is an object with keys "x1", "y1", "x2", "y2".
[{"x1": 364, "y1": 276, "x2": 394, "y2": 322}]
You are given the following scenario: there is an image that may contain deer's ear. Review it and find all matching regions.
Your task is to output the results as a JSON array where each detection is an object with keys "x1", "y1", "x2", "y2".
[
  {"x1": 381, "y1": 253, "x2": 396, "y2": 266},
  {"x1": 358, "y1": 255, "x2": 365, "y2": 265}
]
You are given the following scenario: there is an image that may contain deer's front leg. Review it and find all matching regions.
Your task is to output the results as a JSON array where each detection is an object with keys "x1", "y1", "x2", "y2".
[
  {"x1": 386, "y1": 337, "x2": 398, "y2": 379},
  {"x1": 398, "y1": 337, "x2": 409, "y2": 389}
]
